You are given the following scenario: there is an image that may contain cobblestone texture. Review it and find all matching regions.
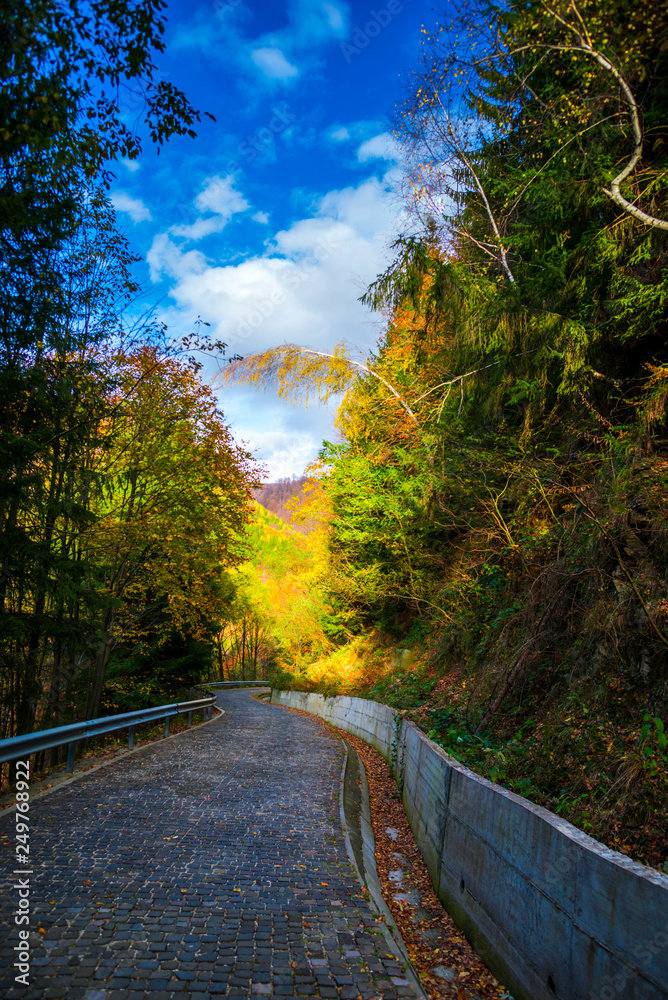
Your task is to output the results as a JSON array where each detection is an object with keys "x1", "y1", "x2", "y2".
[{"x1": 1, "y1": 690, "x2": 417, "y2": 999}]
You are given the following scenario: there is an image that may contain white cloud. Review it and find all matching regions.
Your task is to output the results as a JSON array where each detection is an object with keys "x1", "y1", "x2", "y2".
[
  {"x1": 148, "y1": 169, "x2": 408, "y2": 476},
  {"x1": 322, "y1": 1, "x2": 346, "y2": 32},
  {"x1": 147, "y1": 234, "x2": 208, "y2": 284},
  {"x1": 323, "y1": 121, "x2": 389, "y2": 156},
  {"x1": 250, "y1": 429, "x2": 327, "y2": 480},
  {"x1": 237, "y1": 423, "x2": 327, "y2": 480},
  {"x1": 171, "y1": 216, "x2": 229, "y2": 241},
  {"x1": 171, "y1": 174, "x2": 250, "y2": 241},
  {"x1": 251, "y1": 47, "x2": 299, "y2": 80},
  {"x1": 149, "y1": 170, "x2": 405, "y2": 353},
  {"x1": 252, "y1": 211, "x2": 270, "y2": 224},
  {"x1": 286, "y1": 0, "x2": 348, "y2": 46},
  {"x1": 195, "y1": 174, "x2": 250, "y2": 216},
  {"x1": 121, "y1": 159, "x2": 141, "y2": 174},
  {"x1": 250, "y1": 430, "x2": 316, "y2": 480},
  {"x1": 217, "y1": 387, "x2": 340, "y2": 481},
  {"x1": 111, "y1": 191, "x2": 152, "y2": 223},
  {"x1": 330, "y1": 126, "x2": 350, "y2": 142},
  {"x1": 357, "y1": 132, "x2": 401, "y2": 163}
]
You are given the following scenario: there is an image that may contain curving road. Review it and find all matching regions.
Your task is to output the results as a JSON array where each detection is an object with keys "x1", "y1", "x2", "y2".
[{"x1": 0, "y1": 689, "x2": 417, "y2": 1000}]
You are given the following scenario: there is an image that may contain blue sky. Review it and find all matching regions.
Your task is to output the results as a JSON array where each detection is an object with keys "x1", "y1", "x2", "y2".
[{"x1": 111, "y1": 0, "x2": 430, "y2": 479}]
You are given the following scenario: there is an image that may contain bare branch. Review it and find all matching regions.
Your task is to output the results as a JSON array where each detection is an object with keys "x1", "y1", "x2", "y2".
[
  {"x1": 435, "y1": 97, "x2": 516, "y2": 282},
  {"x1": 219, "y1": 344, "x2": 419, "y2": 425},
  {"x1": 538, "y1": 1, "x2": 668, "y2": 231},
  {"x1": 411, "y1": 360, "x2": 504, "y2": 404},
  {"x1": 299, "y1": 348, "x2": 419, "y2": 424},
  {"x1": 410, "y1": 349, "x2": 539, "y2": 407}
]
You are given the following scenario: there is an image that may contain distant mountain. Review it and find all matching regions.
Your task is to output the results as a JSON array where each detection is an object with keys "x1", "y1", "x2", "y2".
[{"x1": 252, "y1": 476, "x2": 315, "y2": 533}]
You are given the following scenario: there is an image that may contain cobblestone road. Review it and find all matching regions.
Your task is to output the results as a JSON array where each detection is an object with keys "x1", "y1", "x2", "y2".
[{"x1": 1, "y1": 690, "x2": 417, "y2": 1000}]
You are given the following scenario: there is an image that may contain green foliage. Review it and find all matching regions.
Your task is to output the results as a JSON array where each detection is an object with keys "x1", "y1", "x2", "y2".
[
  {"x1": 384, "y1": 0, "x2": 668, "y2": 447},
  {"x1": 370, "y1": 668, "x2": 436, "y2": 710},
  {"x1": 243, "y1": 504, "x2": 312, "y2": 577},
  {"x1": 103, "y1": 627, "x2": 213, "y2": 713},
  {"x1": 641, "y1": 714, "x2": 668, "y2": 775},
  {"x1": 318, "y1": 440, "x2": 453, "y2": 634}
]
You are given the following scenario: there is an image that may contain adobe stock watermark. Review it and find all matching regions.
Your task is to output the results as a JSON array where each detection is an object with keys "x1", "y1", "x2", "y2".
[
  {"x1": 229, "y1": 232, "x2": 342, "y2": 348},
  {"x1": 213, "y1": 0, "x2": 244, "y2": 19},
  {"x1": 13, "y1": 759, "x2": 32, "y2": 987},
  {"x1": 118, "y1": 69, "x2": 170, "y2": 116},
  {"x1": 544, "y1": 853, "x2": 574, "y2": 886},
  {"x1": 233, "y1": 104, "x2": 296, "y2": 166},
  {"x1": 588, "y1": 921, "x2": 668, "y2": 1000},
  {"x1": 340, "y1": 1, "x2": 411, "y2": 63},
  {"x1": 213, "y1": 104, "x2": 297, "y2": 177}
]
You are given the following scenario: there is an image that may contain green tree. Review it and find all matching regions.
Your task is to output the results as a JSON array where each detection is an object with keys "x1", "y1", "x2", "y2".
[
  {"x1": 0, "y1": 0, "x2": 213, "y2": 743},
  {"x1": 0, "y1": 201, "x2": 136, "y2": 741},
  {"x1": 393, "y1": 0, "x2": 668, "y2": 442}
]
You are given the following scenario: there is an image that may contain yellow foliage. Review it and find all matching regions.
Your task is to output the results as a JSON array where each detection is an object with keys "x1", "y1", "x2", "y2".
[{"x1": 214, "y1": 342, "x2": 354, "y2": 407}]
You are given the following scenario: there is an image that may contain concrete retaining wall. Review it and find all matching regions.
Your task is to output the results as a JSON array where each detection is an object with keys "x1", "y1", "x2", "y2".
[{"x1": 271, "y1": 689, "x2": 668, "y2": 1000}]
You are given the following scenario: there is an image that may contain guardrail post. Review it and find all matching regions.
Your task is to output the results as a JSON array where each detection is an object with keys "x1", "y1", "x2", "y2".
[
  {"x1": 164, "y1": 717, "x2": 170, "y2": 737},
  {"x1": 187, "y1": 711, "x2": 192, "y2": 726},
  {"x1": 66, "y1": 742, "x2": 76, "y2": 774},
  {"x1": 128, "y1": 725, "x2": 134, "y2": 749}
]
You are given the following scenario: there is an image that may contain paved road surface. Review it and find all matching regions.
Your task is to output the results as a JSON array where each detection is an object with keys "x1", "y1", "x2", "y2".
[{"x1": 0, "y1": 690, "x2": 416, "y2": 1000}]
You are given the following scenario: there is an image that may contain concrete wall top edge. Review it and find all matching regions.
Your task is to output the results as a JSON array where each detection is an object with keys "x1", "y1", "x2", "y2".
[
  {"x1": 406, "y1": 718, "x2": 668, "y2": 890},
  {"x1": 404, "y1": 722, "x2": 668, "y2": 890}
]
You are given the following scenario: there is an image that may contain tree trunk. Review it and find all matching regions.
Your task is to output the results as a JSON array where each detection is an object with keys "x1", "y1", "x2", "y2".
[
  {"x1": 85, "y1": 608, "x2": 115, "y2": 720},
  {"x1": 217, "y1": 639, "x2": 225, "y2": 681}
]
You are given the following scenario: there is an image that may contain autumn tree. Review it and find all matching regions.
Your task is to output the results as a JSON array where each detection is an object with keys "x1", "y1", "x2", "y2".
[
  {"x1": 215, "y1": 503, "x2": 333, "y2": 677},
  {"x1": 79, "y1": 345, "x2": 261, "y2": 718}
]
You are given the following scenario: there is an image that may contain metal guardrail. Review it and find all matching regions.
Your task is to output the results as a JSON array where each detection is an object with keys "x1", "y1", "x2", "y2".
[
  {"x1": 198, "y1": 680, "x2": 269, "y2": 690},
  {"x1": 0, "y1": 696, "x2": 217, "y2": 774}
]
